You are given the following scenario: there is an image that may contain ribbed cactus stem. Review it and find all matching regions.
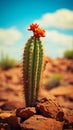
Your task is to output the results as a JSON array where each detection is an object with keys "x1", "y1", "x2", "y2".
[{"x1": 23, "y1": 36, "x2": 44, "y2": 107}]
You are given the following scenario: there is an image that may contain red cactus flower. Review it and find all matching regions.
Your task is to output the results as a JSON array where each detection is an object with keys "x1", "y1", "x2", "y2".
[
  {"x1": 28, "y1": 23, "x2": 45, "y2": 37},
  {"x1": 34, "y1": 28, "x2": 45, "y2": 37},
  {"x1": 28, "y1": 23, "x2": 39, "y2": 31}
]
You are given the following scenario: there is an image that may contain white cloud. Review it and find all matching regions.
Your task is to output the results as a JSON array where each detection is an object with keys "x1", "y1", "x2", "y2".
[
  {"x1": 0, "y1": 27, "x2": 23, "y2": 44},
  {"x1": 44, "y1": 30, "x2": 73, "y2": 45},
  {"x1": 42, "y1": 30, "x2": 73, "y2": 57},
  {"x1": 34, "y1": 9, "x2": 73, "y2": 29}
]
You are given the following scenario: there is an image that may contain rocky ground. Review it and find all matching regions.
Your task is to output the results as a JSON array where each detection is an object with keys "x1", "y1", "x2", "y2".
[{"x1": 0, "y1": 56, "x2": 73, "y2": 130}]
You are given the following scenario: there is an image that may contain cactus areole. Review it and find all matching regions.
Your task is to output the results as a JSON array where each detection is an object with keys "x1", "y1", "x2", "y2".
[{"x1": 23, "y1": 23, "x2": 45, "y2": 107}]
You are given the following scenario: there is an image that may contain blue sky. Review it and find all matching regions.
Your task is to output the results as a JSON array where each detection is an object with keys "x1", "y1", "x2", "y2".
[{"x1": 0, "y1": 0, "x2": 73, "y2": 60}]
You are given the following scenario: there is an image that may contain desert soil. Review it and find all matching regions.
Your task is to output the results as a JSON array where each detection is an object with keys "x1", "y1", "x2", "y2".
[{"x1": 0, "y1": 56, "x2": 73, "y2": 130}]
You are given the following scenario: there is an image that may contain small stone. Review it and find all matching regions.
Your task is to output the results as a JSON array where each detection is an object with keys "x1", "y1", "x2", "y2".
[
  {"x1": 36, "y1": 97, "x2": 64, "y2": 121},
  {"x1": 16, "y1": 107, "x2": 36, "y2": 120}
]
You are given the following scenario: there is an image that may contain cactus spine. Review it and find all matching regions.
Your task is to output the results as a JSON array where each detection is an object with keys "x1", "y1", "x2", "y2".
[{"x1": 23, "y1": 24, "x2": 45, "y2": 107}]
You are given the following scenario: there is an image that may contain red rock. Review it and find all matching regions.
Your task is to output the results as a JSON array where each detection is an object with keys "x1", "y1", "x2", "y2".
[
  {"x1": 16, "y1": 107, "x2": 36, "y2": 119},
  {"x1": 20, "y1": 115, "x2": 63, "y2": 130},
  {"x1": 36, "y1": 97, "x2": 64, "y2": 121}
]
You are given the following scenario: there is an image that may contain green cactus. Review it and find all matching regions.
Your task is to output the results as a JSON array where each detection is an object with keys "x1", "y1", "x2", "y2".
[{"x1": 23, "y1": 23, "x2": 45, "y2": 107}]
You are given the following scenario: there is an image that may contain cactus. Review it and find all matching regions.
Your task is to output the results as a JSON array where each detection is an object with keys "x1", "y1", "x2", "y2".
[{"x1": 23, "y1": 23, "x2": 45, "y2": 107}]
